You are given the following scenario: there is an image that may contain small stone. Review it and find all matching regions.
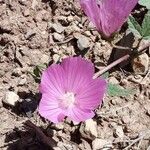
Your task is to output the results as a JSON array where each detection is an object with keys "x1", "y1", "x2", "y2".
[
  {"x1": 53, "y1": 54, "x2": 60, "y2": 63},
  {"x1": 23, "y1": 9, "x2": 30, "y2": 17},
  {"x1": 51, "y1": 123, "x2": 64, "y2": 130},
  {"x1": 12, "y1": 68, "x2": 22, "y2": 77},
  {"x1": 146, "y1": 108, "x2": 150, "y2": 116},
  {"x1": 122, "y1": 115, "x2": 131, "y2": 124},
  {"x1": 92, "y1": 138, "x2": 113, "y2": 150},
  {"x1": 132, "y1": 53, "x2": 149, "y2": 74},
  {"x1": 73, "y1": 32, "x2": 82, "y2": 39},
  {"x1": 52, "y1": 23, "x2": 64, "y2": 33},
  {"x1": 31, "y1": 0, "x2": 38, "y2": 9},
  {"x1": 77, "y1": 35, "x2": 90, "y2": 50},
  {"x1": 18, "y1": 75, "x2": 27, "y2": 86},
  {"x1": 67, "y1": 16, "x2": 74, "y2": 22},
  {"x1": 3, "y1": 91, "x2": 19, "y2": 106},
  {"x1": 85, "y1": 119, "x2": 98, "y2": 138},
  {"x1": 53, "y1": 33, "x2": 64, "y2": 42},
  {"x1": 25, "y1": 29, "x2": 36, "y2": 40},
  {"x1": 40, "y1": 54, "x2": 49, "y2": 64},
  {"x1": 84, "y1": 31, "x2": 91, "y2": 37},
  {"x1": 114, "y1": 126, "x2": 124, "y2": 138},
  {"x1": 0, "y1": 70, "x2": 5, "y2": 78},
  {"x1": 19, "y1": 0, "x2": 27, "y2": 5}
]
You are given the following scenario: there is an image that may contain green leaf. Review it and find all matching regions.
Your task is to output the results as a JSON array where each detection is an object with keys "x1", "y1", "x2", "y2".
[
  {"x1": 29, "y1": 63, "x2": 48, "y2": 83},
  {"x1": 139, "y1": 0, "x2": 150, "y2": 9},
  {"x1": 101, "y1": 72, "x2": 109, "y2": 79},
  {"x1": 141, "y1": 11, "x2": 150, "y2": 39},
  {"x1": 107, "y1": 83, "x2": 134, "y2": 97},
  {"x1": 128, "y1": 15, "x2": 142, "y2": 38}
]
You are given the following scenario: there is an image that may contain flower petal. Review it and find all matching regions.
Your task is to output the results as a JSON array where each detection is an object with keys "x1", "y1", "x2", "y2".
[
  {"x1": 38, "y1": 93, "x2": 65, "y2": 123},
  {"x1": 80, "y1": 0, "x2": 101, "y2": 31},
  {"x1": 40, "y1": 64, "x2": 65, "y2": 96},
  {"x1": 98, "y1": 0, "x2": 138, "y2": 37},
  {"x1": 67, "y1": 107, "x2": 95, "y2": 123},
  {"x1": 76, "y1": 78, "x2": 107, "y2": 109},
  {"x1": 80, "y1": 0, "x2": 138, "y2": 37},
  {"x1": 61, "y1": 57, "x2": 94, "y2": 93}
]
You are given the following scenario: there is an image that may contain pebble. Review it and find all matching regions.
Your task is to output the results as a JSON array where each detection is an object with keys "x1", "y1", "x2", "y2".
[
  {"x1": 3, "y1": 91, "x2": 19, "y2": 106},
  {"x1": 12, "y1": 68, "x2": 22, "y2": 77},
  {"x1": 40, "y1": 54, "x2": 49, "y2": 64},
  {"x1": 67, "y1": 16, "x2": 74, "y2": 22},
  {"x1": 114, "y1": 126, "x2": 124, "y2": 138},
  {"x1": 53, "y1": 33, "x2": 64, "y2": 42},
  {"x1": 18, "y1": 75, "x2": 27, "y2": 86},
  {"x1": 51, "y1": 123, "x2": 64, "y2": 130},
  {"x1": 25, "y1": 29, "x2": 36, "y2": 40},
  {"x1": 84, "y1": 119, "x2": 98, "y2": 138},
  {"x1": 92, "y1": 138, "x2": 113, "y2": 150},
  {"x1": 52, "y1": 23, "x2": 64, "y2": 33},
  {"x1": 31, "y1": 0, "x2": 38, "y2": 9},
  {"x1": 23, "y1": 9, "x2": 30, "y2": 17},
  {"x1": 84, "y1": 31, "x2": 91, "y2": 37},
  {"x1": 53, "y1": 54, "x2": 60, "y2": 63},
  {"x1": 122, "y1": 115, "x2": 131, "y2": 124},
  {"x1": 77, "y1": 35, "x2": 90, "y2": 50}
]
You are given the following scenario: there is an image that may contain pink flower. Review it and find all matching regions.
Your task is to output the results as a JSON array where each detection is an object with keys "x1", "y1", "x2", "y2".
[
  {"x1": 80, "y1": 0, "x2": 138, "y2": 37},
  {"x1": 38, "y1": 57, "x2": 107, "y2": 123}
]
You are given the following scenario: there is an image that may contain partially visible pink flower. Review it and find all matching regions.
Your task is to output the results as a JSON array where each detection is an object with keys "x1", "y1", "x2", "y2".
[
  {"x1": 38, "y1": 57, "x2": 107, "y2": 123},
  {"x1": 80, "y1": 0, "x2": 138, "y2": 37}
]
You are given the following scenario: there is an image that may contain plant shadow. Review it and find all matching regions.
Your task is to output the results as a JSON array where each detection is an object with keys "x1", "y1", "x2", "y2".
[
  {"x1": 107, "y1": 32, "x2": 135, "y2": 73},
  {"x1": 2, "y1": 121, "x2": 53, "y2": 150}
]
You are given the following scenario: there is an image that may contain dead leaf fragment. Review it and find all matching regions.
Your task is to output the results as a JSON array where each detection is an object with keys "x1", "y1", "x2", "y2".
[{"x1": 132, "y1": 53, "x2": 149, "y2": 74}]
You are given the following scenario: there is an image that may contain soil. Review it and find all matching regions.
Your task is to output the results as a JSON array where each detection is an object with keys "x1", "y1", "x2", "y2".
[{"x1": 0, "y1": 0, "x2": 150, "y2": 150}]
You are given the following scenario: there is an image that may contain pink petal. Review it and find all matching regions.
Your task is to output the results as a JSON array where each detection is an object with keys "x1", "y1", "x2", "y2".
[
  {"x1": 67, "y1": 107, "x2": 95, "y2": 123},
  {"x1": 38, "y1": 93, "x2": 65, "y2": 123},
  {"x1": 76, "y1": 78, "x2": 107, "y2": 109},
  {"x1": 40, "y1": 64, "x2": 65, "y2": 96},
  {"x1": 61, "y1": 57, "x2": 94, "y2": 93},
  {"x1": 80, "y1": 0, "x2": 101, "y2": 31},
  {"x1": 80, "y1": 0, "x2": 138, "y2": 37},
  {"x1": 98, "y1": 0, "x2": 138, "y2": 37}
]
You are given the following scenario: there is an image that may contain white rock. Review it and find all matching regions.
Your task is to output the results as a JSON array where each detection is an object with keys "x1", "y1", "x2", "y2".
[
  {"x1": 40, "y1": 54, "x2": 49, "y2": 64},
  {"x1": 3, "y1": 91, "x2": 19, "y2": 106},
  {"x1": 77, "y1": 35, "x2": 90, "y2": 50},
  {"x1": 85, "y1": 119, "x2": 98, "y2": 138},
  {"x1": 18, "y1": 75, "x2": 27, "y2": 86},
  {"x1": 92, "y1": 138, "x2": 113, "y2": 150},
  {"x1": 67, "y1": 16, "x2": 74, "y2": 22},
  {"x1": 115, "y1": 126, "x2": 124, "y2": 138},
  {"x1": 53, "y1": 54, "x2": 60, "y2": 63},
  {"x1": 53, "y1": 33, "x2": 64, "y2": 42},
  {"x1": 32, "y1": 0, "x2": 38, "y2": 9},
  {"x1": 23, "y1": 9, "x2": 30, "y2": 17},
  {"x1": 52, "y1": 23, "x2": 64, "y2": 33}
]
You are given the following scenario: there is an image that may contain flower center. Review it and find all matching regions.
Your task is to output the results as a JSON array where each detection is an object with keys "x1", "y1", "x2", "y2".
[{"x1": 59, "y1": 92, "x2": 75, "y2": 109}]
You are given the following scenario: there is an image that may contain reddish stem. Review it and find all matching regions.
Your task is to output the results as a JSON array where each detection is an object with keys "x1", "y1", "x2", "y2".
[{"x1": 93, "y1": 42, "x2": 150, "y2": 79}]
